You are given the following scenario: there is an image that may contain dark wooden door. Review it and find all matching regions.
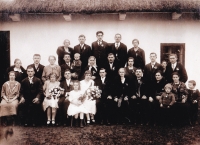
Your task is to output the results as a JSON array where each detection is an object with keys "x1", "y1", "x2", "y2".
[{"x1": 0, "y1": 31, "x2": 10, "y2": 86}]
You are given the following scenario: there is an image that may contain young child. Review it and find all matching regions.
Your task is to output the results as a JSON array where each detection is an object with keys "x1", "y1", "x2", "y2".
[
  {"x1": 72, "y1": 53, "x2": 82, "y2": 79},
  {"x1": 187, "y1": 80, "x2": 200, "y2": 125},
  {"x1": 67, "y1": 80, "x2": 88, "y2": 127},
  {"x1": 43, "y1": 73, "x2": 61, "y2": 126},
  {"x1": 159, "y1": 83, "x2": 175, "y2": 124}
]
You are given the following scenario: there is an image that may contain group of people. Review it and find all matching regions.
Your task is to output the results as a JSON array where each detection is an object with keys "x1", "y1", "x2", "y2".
[{"x1": 0, "y1": 31, "x2": 199, "y2": 128}]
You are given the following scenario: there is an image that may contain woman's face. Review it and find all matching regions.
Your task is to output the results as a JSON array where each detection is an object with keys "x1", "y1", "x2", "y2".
[
  {"x1": 119, "y1": 69, "x2": 125, "y2": 77},
  {"x1": 128, "y1": 59, "x2": 134, "y2": 66},
  {"x1": 9, "y1": 72, "x2": 15, "y2": 81},
  {"x1": 73, "y1": 83, "x2": 79, "y2": 90},
  {"x1": 89, "y1": 58, "x2": 95, "y2": 66},
  {"x1": 49, "y1": 57, "x2": 56, "y2": 65},
  {"x1": 85, "y1": 74, "x2": 91, "y2": 80},
  {"x1": 172, "y1": 75, "x2": 179, "y2": 83},
  {"x1": 15, "y1": 60, "x2": 21, "y2": 68},
  {"x1": 50, "y1": 75, "x2": 56, "y2": 82},
  {"x1": 155, "y1": 72, "x2": 163, "y2": 81}
]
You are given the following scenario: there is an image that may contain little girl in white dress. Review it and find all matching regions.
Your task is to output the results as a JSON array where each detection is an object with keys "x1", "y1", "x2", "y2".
[
  {"x1": 43, "y1": 73, "x2": 61, "y2": 126},
  {"x1": 67, "y1": 80, "x2": 88, "y2": 127}
]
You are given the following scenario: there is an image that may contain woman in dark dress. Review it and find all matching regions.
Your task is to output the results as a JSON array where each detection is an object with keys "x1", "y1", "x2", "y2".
[
  {"x1": 6, "y1": 59, "x2": 27, "y2": 83},
  {"x1": 124, "y1": 57, "x2": 137, "y2": 81}
]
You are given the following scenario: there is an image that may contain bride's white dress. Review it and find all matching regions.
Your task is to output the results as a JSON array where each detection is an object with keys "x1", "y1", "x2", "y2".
[{"x1": 80, "y1": 80, "x2": 96, "y2": 114}]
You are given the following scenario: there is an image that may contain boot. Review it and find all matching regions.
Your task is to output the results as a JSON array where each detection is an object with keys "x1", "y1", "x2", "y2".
[
  {"x1": 75, "y1": 118, "x2": 79, "y2": 127},
  {"x1": 80, "y1": 119, "x2": 84, "y2": 128}
]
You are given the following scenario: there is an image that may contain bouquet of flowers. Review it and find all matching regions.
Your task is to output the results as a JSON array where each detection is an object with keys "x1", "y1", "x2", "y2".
[
  {"x1": 78, "y1": 93, "x2": 86, "y2": 103},
  {"x1": 84, "y1": 86, "x2": 102, "y2": 101},
  {"x1": 48, "y1": 86, "x2": 64, "y2": 100}
]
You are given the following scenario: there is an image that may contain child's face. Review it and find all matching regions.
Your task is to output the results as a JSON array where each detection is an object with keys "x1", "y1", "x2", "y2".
[
  {"x1": 188, "y1": 82, "x2": 195, "y2": 90},
  {"x1": 50, "y1": 75, "x2": 56, "y2": 82},
  {"x1": 64, "y1": 71, "x2": 71, "y2": 79},
  {"x1": 74, "y1": 55, "x2": 80, "y2": 60},
  {"x1": 85, "y1": 74, "x2": 91, "y2": 80},
  {"x1": 73, "y1": 83, "x2": 79, "y2": 90},
  {"x1": 165, "y1": 88, "x2": 171, "y2": 93},
  {"x1": 172, "y1": 75, "x2": 179, "y2": 83}
]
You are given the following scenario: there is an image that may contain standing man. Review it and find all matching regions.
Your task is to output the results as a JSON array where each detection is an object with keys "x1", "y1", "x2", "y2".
[
  {"x1": 95, "y1": 68, "x2": 113, "y2": 125},
  {"x1": 74, "y1": 35, "x2": 92, "y2": 71},
  {"x1": 27, "y1": 54, "x2": 44, "y2": 82},
  {"x1": 127, "y1": 39, "x2": 145, "y2": 69},
  {"x1": 57, "y1": 39, "x2": 74, "y2": 66},
  {"x1": 91, "y1": 31, "x2": 109, "y2": 68},
  {"x1": 166, "y1": 53, "x2": 188, "y2": 83},
  {"x1": 19, "y1": 66, "x2": 43, "y2": 126},
  {"x1": 109, "y1": 34, "x2": 127, "y2": 67}
]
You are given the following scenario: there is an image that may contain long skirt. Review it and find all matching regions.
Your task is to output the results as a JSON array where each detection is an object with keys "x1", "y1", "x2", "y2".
[{"x1": 0, "y1": 99, "x2": 19, "y2": 117}]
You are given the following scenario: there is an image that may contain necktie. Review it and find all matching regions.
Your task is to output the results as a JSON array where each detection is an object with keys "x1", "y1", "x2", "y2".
[
  {"x1": 98, "y1": 41, "x2": 102, "y2": 46},
  {"x1": 116, "y1": 43, "x2": 119, "y2": 49},
  {"x1": 80, "y1": 45, "x2": 83, "y2": 53},
  {"x1": 152, "y1": 64, "x2": 154, "y2": 69},
  {"x1": 29, "y1": 78, "x2": 33, "y2": 84},
  {"x1": 172, "y1": 64, "x2": 175, "y2": 70},
  {"x1": 110, "y1": 63, "x2": 113, "y2": 69},
  {"x1": 67, "y1": 63, "x2": 70, "y2": 66}
]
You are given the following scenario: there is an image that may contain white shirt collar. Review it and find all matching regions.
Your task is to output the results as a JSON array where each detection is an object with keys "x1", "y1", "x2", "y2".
[
  {"x1": 66, "y1": 79, "x2": 71, "y2": 85},
  {"x1": 115, "y1": 42, "x2": 120, "y2": 46},
  {"x1": 172, "y1": 62, "x2": 177, "y2": 67},
  {"x1": 14, "y1": 67, "x2": 22, "y2": 72}
]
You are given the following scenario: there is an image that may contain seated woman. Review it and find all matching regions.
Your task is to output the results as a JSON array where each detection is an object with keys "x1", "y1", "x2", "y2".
[
  {"x1": 42, "y1": 55, "x2": 61, "y2": 83},
  {"x1": 80, "y1": 70, "x2": 95, "y2": 124},
  {"x1": 83, "y1": 56, "x2": 99, "y2": 81},
  {"x1": 124, "y1": 57, "x2": 137, "y2": 81},
  {"x1": 171, "y1": 72, "x2": 190, "y2": 125},
  {"x1": 67, "y1": 80, "x2": 88, "y2": 128},
  {"x1": 0, "y1": 71, "x2": 21, "y2": 126},
  {"x1": 6, "y1": 59, "x2": 26, "y2": 83}
]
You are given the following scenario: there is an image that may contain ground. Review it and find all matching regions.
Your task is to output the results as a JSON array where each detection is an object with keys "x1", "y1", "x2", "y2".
[{"x1": 1, "y1": 124, "x2": 200, "y2": 145}]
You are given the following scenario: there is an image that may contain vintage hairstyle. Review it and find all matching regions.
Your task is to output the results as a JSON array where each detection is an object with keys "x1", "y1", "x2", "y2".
[
  {"x1": 63, "y1": 39, "x2": 70, "y2": 45},
  {"x1": 115, "y1": 33, "x2": 122, "y2": 38},
  {"x1": 49, "y1": 73, "x2": 58, "y2": 80},
  {"x1": 118, "y1": 67, "x2": 126, "y2": 74},
  {"x1": 99, "y1": 68, "x2": 107, "y2": 73},
  {"x1": 48, "y1": 55, "x2": 56, "y2": 61},
  {"x1": 127, "y1": 57, "x2": 134, "y2": 61},
  {"x1": 96, "y1": 31, "x2": 104, "y2": 36},
  {"x1": 33, "y1": 54, "x2": 41, "y2": 57},
  {"x1": 132, "y1": 39, "x2": 139, "y2": 44},
  {"x1": 14, "y1": 58, "x2": 21, "y2": 64},
  {"x1": 88, "y1": 56, "x2": 97, "y2": 66},
  {"x1": 79, "y1": 34, "x2": 86, "y2": 38},
  {"x1": 161, "y1": 60, "x2": 167, "y2": 63},
  {"x1": 72, "y1": 80, "x2": 80, "y2": 90},
  {"x1": 26, "y1": 65, "x2": 35, "y2": 71},
  {"x1": 64, "y1": 69, "x2": 71, "y2": 74},
  {"x1": 172, "y1": 72, "x2": 180, "y2": 78},
  {"x1": 74, "y1": 53, "x2": 80, "y2": 57},
  {"x1": 150, "y1": 52, "x2": 157, "y2": 57},
  {"x1": 169, "y1": 53, "x2": 177, "y2": 58},
  {"x1": 155, "y1": 70, "x2": 164, "y2": 76},
  {"x1": 8, "y1": 71, "x2": 16, "y2": 76},
  {"x1": 84, "y1": 70, "x2": 92, "y2": 77},
  {"x1": 107, "y1": 53, "x2": 115, "y2": 57},
  {"x1": 63, "y1": 53, "x2": 71, "y2": 58},
  {"x1": 135, "y1": 67, "x2": 143, "y2": 73},
  {"x1": 188, "y1": 80, "x2": 196, "y2": 86}
]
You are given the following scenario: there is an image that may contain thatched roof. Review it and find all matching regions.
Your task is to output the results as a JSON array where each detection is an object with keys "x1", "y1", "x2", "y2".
[{"x1": 0, "y1": 0, "x2": 200, "y2": 13}]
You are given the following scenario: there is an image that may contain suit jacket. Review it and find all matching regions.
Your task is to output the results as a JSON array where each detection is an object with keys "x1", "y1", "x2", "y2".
[
  {"x1": 20, "y1": 77, "x2": 43, "y2": 103},
  {"x1": 95, "y1": 77, "x2": 113, "y2": 102},
  {"x1": 91, "y1": 40, "x2": 109, "y2": 68},
  {"x1": 6, "y1": 65, "x2": 27, "y2": 83},
  {"x1": 150, "y1": 78, "x2": 167, "y2": 99},
  {"x1": 132, "y1": 77, "x2": 147, "y2": 99},
  {"x1": 124, "y1": 66, "x2": 137, "y2": 81},
  {"x1": 60, "y1": 79, "x2": 74, "y2": 96},
  {"x1": 27, "y1": 64, "x2": 45, "y2": 81},
  {"x1": 108, "y1": 42, "x2": 127, "y2": 67},
  {"x1": 56, "y1": 46, "x2": 74, "y2": 66},
  {"x1": 187, "y1": 89, "x2": 200, "y2": 104},
  {"x1": 74, "y1": 44, "x2": 92, "y2": 69},
  {"x1": 127, "y1": 47, "x2": 145, "y2": 69},
  {"x1": 104, "y1": 60, "x2": 120, "y2": 81},
  {"x1": 60, "y1": 63, "x2": 74, "y2": 81},
  {"x1": 166, "y1": 62, "x2": 188, "y2": 83},
  {"x1": 83, "y1": 65, "x2": 100, "y2": 80},
  {"x1": 171, "y1": 81, "x2": 188, "y2": 102}
]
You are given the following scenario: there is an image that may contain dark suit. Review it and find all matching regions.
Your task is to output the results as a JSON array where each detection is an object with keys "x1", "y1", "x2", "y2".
[
  {"x1": 57, "y1": 79, "x2": 74, "y2": 125},
  {"x1": 104, "y1": 61, "x2": 120, "y2": 81},
  {"x1": 19, "y1": 77, "x2": 43, "y2": 124},
  {"x1": 91, "y1": 41, "x2": 109, "y2": 68},
  {"x1": 56, "y1": 46, "x2": 74, "y2": 66},
  {"x1": 27, "y1": 64, "x2": 45, "y2": 82},
  {"x1": 143, "y1": 62, "x2": 163, "y2": 97},
  {"x1": 108, "y1": 43, "x2": 127, "y2": 67},
  {"x1": 127, "y1": 47, "x2": 145, "y2": 69},
  {"x1": 166, "y1": 62, "x2": 188, "y2": 83},
  {"x1": 74, "y1": 44, "x2": 92, "y2": 70},
  {"x1": 95, "y1": 77, "x2": 114, "y2": 123},
  {"x1": 83, "y1": 65, "x2": 99, "y2": 80},
  {"x1": 60, "y1": 63, "x2": 75, "y2": 81},
  {"x1": 6, "y1": 65, "x2": 27, "y2": 83}
]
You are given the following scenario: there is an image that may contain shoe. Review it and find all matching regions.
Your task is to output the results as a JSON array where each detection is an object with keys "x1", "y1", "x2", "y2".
[
  {"x1": 80, "y1": 119, "x2": 84, "y2": 128},
  {"x1": 107, "y1": 121, "x2": 111, "y2": 126},
  {"x1": 32, "y1": 123, "x2": 36, "y2": 127},
  {"x1": 47, "y1": 120, "x2": 51, "y2": 126},
  {"x1": 100, "y1": 120, "x2": 104, "y2": 125},
  {"x1": 52, "y1": 120, "x2": 55, "y2": 126},
  {"x1": 75, "y1": 119, "x2": 79, "y2": 127},
  {"x1": 87, "y1": 120, "x2": 90, "y2": 125},
  {"x1": 91, "y1": 119, "x2": 95, "y2": 123},
  {"x1": 24, "y1": 123, "x2": 28, "y2": 127},
  {"x1": 63, "y1": 123, "x2": 67, "y2": 127}
]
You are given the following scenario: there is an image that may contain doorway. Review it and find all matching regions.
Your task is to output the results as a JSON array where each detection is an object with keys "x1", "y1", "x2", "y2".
[{"x1": 0, "y1": 31, "x2": 10, "y2": 86}]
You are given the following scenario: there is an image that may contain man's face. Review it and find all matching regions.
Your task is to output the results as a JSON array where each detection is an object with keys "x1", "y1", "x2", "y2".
[
  {"x1": 96, "y1": 33, "x2": 103, "y2": 41},
  {"x1": 150, "y1": 54, "x2": 157, "y2": 62},
  {"x1": 99, "y1": 70, "x2": 106, "y2": 78},
  {"x1": 169, "y1": 55, "x2": 177, "y2": 64},
  {"x1": 172, "y1": 75, "x2": 179, "y2": 83},
  {"x1": 135, "y1": 70, "x2": 143, "y2": 78},
  {"x1": 115, "y1": 34, "x2": 121, "y2": 43},
  {"x1": 128, "y1": 59, "x2": 134, "y2": 66},
  {"x1": 79, "y1": 37, "x2": 86, "y2": 44},
  {"x1": 108, "y1": 55, "x2": 115, "y2": 63},
  {"x1": 64, "y1": 40, "x2": 70, "y2": 47},
  {"x1": 33, "y1": 56, "x2": 41, "y2": 64},
  {"x1": 27, "y1": 68, "x2": 35, "y2": 77},
  {"x1": 89, "y1": 58, "x2": 95, "y2": 66},
  {"x1": 64, "y1": 71, "x2": 71, "y2": 79},
  {"x1": 162, "y1": 61, "x2": 167, "y2": 68},
  {"x1": 63, "y1": 55, "x2": 71, "y2": 63},
  {"x1": 132, "y1": 40, "x2": 139, "y2": 48}
]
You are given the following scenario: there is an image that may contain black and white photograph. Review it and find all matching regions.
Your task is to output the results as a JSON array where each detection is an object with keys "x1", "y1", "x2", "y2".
[{"x1": 0, "y1": 0, "x2": 200, "y2": 144}]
